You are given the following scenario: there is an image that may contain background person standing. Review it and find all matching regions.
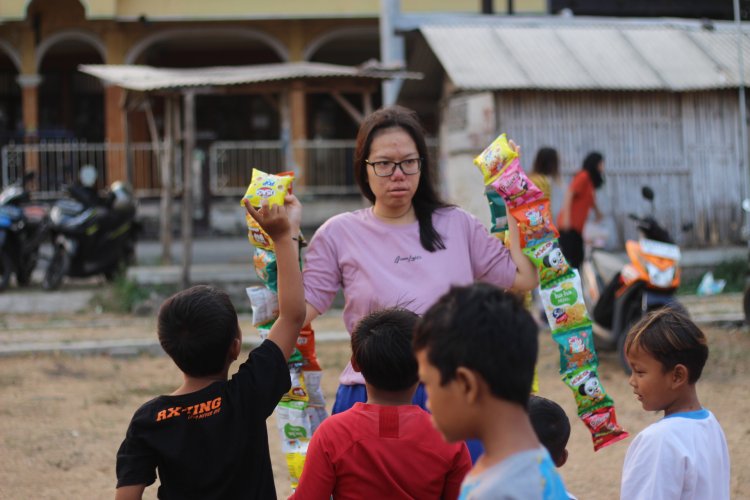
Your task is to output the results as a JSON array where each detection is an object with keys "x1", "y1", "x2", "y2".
[{"x1": 557, "y1": 152, "x2": 605, "y2": 268}]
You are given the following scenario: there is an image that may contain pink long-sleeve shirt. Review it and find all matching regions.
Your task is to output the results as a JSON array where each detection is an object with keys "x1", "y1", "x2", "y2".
[{"x1": 303, "y1": 206, "x2": 516, "y2": 385}]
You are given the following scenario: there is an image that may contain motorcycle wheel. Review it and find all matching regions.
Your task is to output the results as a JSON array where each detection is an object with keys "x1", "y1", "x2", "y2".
[
  {"x1": 0, "y1": 251, "x2": 12, "y2": 291},
  {"x1": 42, "y1": 246, "x2": 70, "y2": 291},
  {"x1": 16, "y1": 250, "x2": 38, "y2": 286}
]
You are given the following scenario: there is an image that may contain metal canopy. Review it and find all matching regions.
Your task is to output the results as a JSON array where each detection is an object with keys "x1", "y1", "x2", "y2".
[
  {"x1": 79, "y1": 61, "x2": 421, "y2": 92},
  {"x1": 418, "y1": 17, "x2": 750, "y2": 91}
]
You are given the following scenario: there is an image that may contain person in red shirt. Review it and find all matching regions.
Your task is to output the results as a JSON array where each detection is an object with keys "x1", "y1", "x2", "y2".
[
  {"x1": 290, "y1": 308, "x2": 471, "y2": 500},
  {"x1": 557, "y1": 152, "x2": 605, "y2": 268}
]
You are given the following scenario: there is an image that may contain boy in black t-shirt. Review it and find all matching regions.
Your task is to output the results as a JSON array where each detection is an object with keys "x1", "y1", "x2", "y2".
[{"x1": 116, "y1": 196, "x2": 306, "y2": 500}]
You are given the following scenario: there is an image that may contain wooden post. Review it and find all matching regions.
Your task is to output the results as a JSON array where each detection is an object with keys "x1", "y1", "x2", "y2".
[
  {"x1": 121, "y1": 90, "x2": 134, "y2": 186},
  {"x1": 160, "y1": 96, "x2": 174, "y2": 265},
  {"x1": 181, "y1": 90, "x2": 195, "y2": 289}
]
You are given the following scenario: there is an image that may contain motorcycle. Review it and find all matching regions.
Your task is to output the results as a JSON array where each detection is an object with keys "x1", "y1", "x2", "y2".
[
  {"x1": 0, "y1": 172, "x2": 49, "y2": 290},
  {"x1": 42, "y1": 165, "x2": 139, "y2": 290},
  {"x1": 582, "y1": 186, "x2": 688, "y2": 373}
]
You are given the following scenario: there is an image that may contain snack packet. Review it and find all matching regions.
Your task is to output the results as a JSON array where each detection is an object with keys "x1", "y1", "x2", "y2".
[
  {"x1": 490, "y1": 159, "x2": 544, "y2": 209},
  {"x1": 246, "y1": 213, "x2": 274, "y2": 251},
  {"x1": 246, "y1": 286, "x2": 279, "y2": 327},
  {"x1": 562, "y1": 367, "x2": 613, "y2": 415},
  {"x1": 523, "y1": 239, "x2": 573, "y2": 287},
  {"x1": 473, "y1": 133, "x2": 517, "y2": 185},
  {"x1": 241, "y1": 169, "x2": 294, "y2": 208},
  {"x1": 580, "y1": 405, "x2": 630, "y2": 452},
  {"x1": 485, "y1": 188, "x2": 509, "y2": 234},
  {"x1": 540, "y1": 272, "x2": 591, "y2": 332},
  {"x1": 253, "y1": 248, "x2": 278, "y2": 292},
  {"x1": 297, "y1": 324, "x2": 322, "y2": 371},
  {"x1": 510, "y1": 200, "x2": 559, "y2": 248},
  {"x1": 274, "y1": 400, "x2": 311, "y2": 488},
  {"x1": 281, "y1": 353, "x2": 309, "y2": 403},
  {"x1": 552, "y1": 326, "x2": 598, "y2": 373}
]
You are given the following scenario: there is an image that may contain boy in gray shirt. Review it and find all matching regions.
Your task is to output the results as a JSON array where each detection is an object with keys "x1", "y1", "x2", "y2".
[{"x1": 415, "y1": 283, "x2": 569, "y2": 500}]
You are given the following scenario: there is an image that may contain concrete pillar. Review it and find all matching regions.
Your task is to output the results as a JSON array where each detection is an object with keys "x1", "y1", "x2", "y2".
[{"x1": 17, "y1": 74, "x2": 41, "y2": 139}]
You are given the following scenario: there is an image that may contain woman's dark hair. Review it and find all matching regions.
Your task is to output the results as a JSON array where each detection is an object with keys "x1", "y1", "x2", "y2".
[
  {"x1": 354, "y1": 105, "x2": 451, "y2": 252},
  {"x1": 532, "y1": 147, "x2": 560, "y2": 178},
  {"x1": 582, "y1": 151, "x2": 604, "y2": 189}
]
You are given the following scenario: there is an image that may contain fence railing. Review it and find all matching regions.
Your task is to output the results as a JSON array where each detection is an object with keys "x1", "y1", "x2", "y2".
[{"x1": 2, "y1": 139, "x2": 439, "y2": 199}]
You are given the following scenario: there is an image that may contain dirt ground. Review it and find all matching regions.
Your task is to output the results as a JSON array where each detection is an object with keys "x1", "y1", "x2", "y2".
[{"x1": 0, "y1": 318, "x2": 748, "y2": 499}]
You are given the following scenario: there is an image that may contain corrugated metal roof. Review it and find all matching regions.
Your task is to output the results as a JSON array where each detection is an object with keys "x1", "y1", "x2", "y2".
[
  {"x1": 79, "y1": 61, "x2": 421, "y2": 91},
  {"x1": 419, "y1": 18, "x2": 750, "y2": 91}
]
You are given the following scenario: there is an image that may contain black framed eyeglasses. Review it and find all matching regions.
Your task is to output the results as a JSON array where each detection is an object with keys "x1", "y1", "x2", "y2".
[{"x1": 365, "y1": 158, "x2": 423, "y2": 177}]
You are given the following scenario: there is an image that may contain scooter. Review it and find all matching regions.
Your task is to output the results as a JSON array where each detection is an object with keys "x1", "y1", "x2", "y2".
[
  {"x1": 0, "y1": 172, "x2": 49, "y2": 290},
  {"x1": 42, "y1": 165, "x2": 138, "y2": 290},
  {"x1": 582, "y1": 186, "x2": 687, "y2": 373}
]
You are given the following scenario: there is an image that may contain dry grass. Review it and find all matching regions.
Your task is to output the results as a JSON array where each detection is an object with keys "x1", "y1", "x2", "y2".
[{"x1": 0, "y1": 323, "x2": 748, "y2": 499}]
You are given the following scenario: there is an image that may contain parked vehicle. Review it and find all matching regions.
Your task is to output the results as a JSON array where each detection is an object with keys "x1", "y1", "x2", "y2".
[
  {"x1": 43, "y1": 166, "x2": 138, "y2": 290},
  {"x1": 742, "y1": 198, "x2": 750, "y2": 325},
  {"x1": 0, "y1": 172, "x2": 49, "y2": 290},
  {"x1": 582, "y1": 186, "x2": 689, "y2": 373}
]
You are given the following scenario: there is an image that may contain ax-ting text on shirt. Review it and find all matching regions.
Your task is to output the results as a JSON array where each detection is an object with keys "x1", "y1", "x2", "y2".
[
  {"x1": 394, "y1": 255, "x2": 422, "y2": 264},
  {"x1": 156, "y1": 397, "x2": 222, "y2": 421}
]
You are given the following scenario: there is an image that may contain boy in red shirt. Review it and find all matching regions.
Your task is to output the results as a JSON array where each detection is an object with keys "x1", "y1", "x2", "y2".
[{"x1": 291, "y1": 308, "x2": 471, "y2": 500}]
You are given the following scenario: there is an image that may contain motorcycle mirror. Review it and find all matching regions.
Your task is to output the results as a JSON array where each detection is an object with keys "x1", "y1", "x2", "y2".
[
  {"x1": 79, "y1": 165, "x2": 98, "y2": 187},
  {"x1": 743, "y1": 198, "x2": 750, "y2": 213},
  {"x1": 641, "y1": 186, "x2": 654, "y2": 201}
]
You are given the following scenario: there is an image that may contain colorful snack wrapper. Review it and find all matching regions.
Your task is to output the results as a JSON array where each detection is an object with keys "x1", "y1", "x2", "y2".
[
  {"x1": 241, "y1": 168, "x2": 294, "y2": 208},
  {"x1": 473, "y1": 133, "x2": 517, "y2": 185},
  {"x1": 552, "y1": 326, "x2": 598, "y2": 373},
  {"x1": 562, "y1": 367, "x2": 613, "y2": 415},
  {"x1": 523, "y1": 239, "x2": 573, "y2": 287},
  {"x1": 297, "y1": 324, "x2": 322, "y2": 372},
  {"x1": 485, "y1": 188, "x2": 509, "y2": 234},
  {"x1": 580, "y1": 405, "x2": 629, "y2": 451},
  {"x1": 511, "y1": 200, "x2": 559, "y2": 248},
  {"x1": 253, "y1": 248, "x2": 278, "y2": 292},
  {"x1": 246, "y1": 286, "x2": 279, "y2": 327},
  {"x1": 490, "y1": 158, "x2": 544, "y2": 209},
  {"x1": 282, "y1": 354, "x2": 309, "y2": 403},
  {"x1": 246, "y1": 213, "x2": 274, "y2": 251},
  {"x1": 540, "y1": 272, "x2": 590, "y2": 331}
]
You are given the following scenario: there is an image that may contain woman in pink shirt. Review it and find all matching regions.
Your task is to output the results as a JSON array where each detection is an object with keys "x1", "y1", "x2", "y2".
[{"x1": 301, "y1": 106, "x2": 537, "y2": 432}]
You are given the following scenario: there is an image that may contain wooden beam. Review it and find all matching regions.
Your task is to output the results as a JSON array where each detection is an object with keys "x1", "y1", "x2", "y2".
[{"x1": 331, "y1": 91, "x2": 364, "y2": 125}]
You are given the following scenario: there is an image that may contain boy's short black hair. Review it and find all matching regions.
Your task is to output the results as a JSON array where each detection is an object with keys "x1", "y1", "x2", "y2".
[
  {"x1": 413, "y1": 283, "x2": 539, "y2": 406},
  {"x1": 158, "y1": 285, "x2": 240, "y2": 377},
  {"x1": 351, "y1": 308, "x2": 419, "y2": 392},
  {"x1": 528, "y1": 395, "x2": 571, "y2": 465},
  {"x1": 624, "y1": 308, "x2": 708, "y2": 383}
]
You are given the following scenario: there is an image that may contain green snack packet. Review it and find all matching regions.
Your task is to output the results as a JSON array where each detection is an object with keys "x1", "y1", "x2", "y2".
[
  {"x1": 552, "y1": 326, "x2": 598, "y2": 374},
  {"x1": 522, "y1": 239, "x2": 574, "y2": 288},
  {"x1": 485, "y1": 187, "x2": 509, "y2": 234},
  {"x1": 562, "y1": 367, "x2": 614, "y2": 416}
]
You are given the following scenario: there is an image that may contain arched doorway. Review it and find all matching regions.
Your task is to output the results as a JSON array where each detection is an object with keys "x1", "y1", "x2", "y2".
[
  {"x1": 131, "y1": 29, "x2": 286, "y2": 142},
  {"x1": 305, "y1": 27, "x2": 380, "y2": 140},
  {"x1": 37, "y1": 36, "x2": 105, "y2": 141}
]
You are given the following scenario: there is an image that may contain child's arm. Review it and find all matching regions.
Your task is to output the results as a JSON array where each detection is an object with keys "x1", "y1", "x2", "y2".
[
  {"x1": 245, "y1": 195, "x2": 306, "y2": 359},
  {"x1": 115, "y1": 484, "x2": 145, "y2": 500}
]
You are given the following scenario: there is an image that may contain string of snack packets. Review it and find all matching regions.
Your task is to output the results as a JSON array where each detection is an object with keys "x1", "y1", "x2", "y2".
[
  {"x1": 242, "y1": 169, "x2": 328, "y2": 488},
  {"x1": 475, "y1": 135, "x2": 629, "y2": 451}
]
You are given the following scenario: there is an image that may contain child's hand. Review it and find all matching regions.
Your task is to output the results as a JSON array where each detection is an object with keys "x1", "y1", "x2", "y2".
[
  {"x1": 244, "y1": 199, "x2": 291, "y2": 241},
  {"x1": 284, "y1": 194, "x2": 302, "y2": 235}
]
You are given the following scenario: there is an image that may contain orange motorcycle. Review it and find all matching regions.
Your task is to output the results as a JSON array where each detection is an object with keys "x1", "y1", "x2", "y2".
[{"x1": 582, "y1": 186, "x2": 689, "y2": 373}]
